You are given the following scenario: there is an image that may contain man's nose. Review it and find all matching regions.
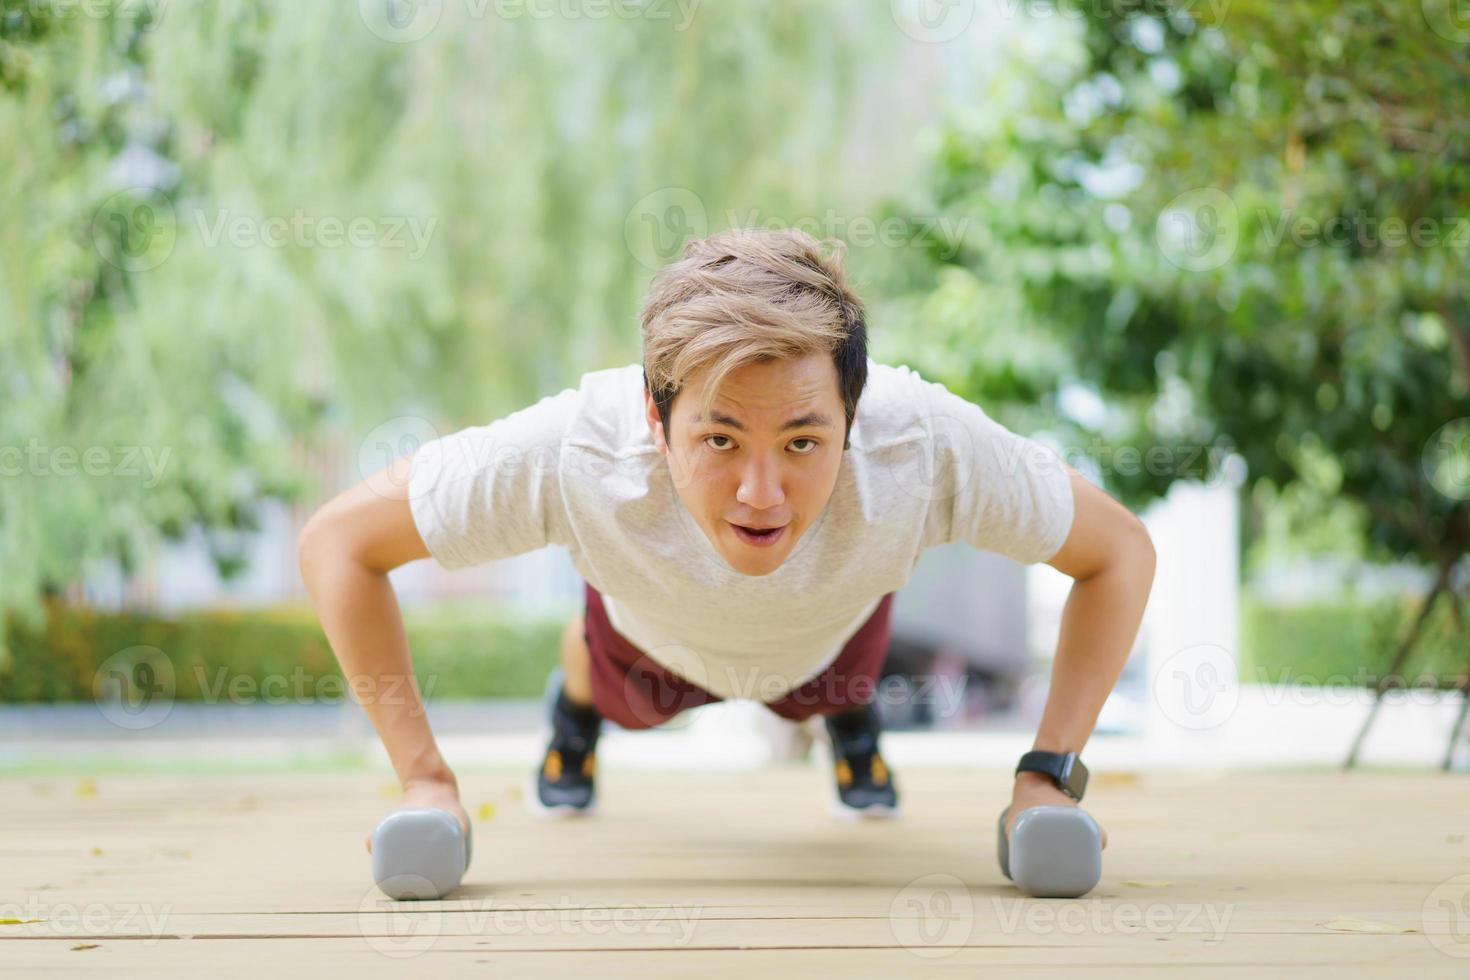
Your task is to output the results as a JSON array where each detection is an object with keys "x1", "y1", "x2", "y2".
[{"x1": 736, "y1": 454, "x2": 785, "y2": 510}]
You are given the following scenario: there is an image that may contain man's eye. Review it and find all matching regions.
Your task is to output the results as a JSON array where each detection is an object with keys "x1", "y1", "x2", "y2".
[{"x1": 705, "y1": 434, "x2": 823, "y2": 455}]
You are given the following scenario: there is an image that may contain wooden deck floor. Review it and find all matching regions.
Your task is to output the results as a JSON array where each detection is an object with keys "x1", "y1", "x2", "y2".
[{"x1": 3, "y1": 768, "x2": 1467, "y2": 977}]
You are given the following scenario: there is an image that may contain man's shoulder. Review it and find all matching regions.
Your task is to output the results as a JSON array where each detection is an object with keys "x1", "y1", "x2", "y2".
[
  {"x1": 851, "y1": 359, "x2": 941, "y2": 451},
  {"x1": 562, "y1": 362, "x2": 657, "y2": 456}
]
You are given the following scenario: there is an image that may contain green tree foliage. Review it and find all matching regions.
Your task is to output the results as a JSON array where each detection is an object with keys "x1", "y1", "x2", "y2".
[
  {"x1": 1, "y1": 0, "x2": 888, "y2": 647},
  {"x1": 901, "y1": 0, "x2": 1470, "y2": 584}
]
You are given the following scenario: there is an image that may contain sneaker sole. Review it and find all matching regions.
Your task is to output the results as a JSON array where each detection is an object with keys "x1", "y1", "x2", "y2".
[
  {"x1": 829, "y1": 797, "x2": 901, "y2": 821},
  {"x1": 524, "y1": 771, "x2": 598, "y2": 819}
]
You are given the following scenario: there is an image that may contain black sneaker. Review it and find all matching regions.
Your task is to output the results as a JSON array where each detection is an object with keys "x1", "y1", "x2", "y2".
[
  {"x1": 531, "y1": 684, "x2": 602, "y2": 817},
  {"x1": 823, "y1": 702, "x2": 899, "y2": 820}
]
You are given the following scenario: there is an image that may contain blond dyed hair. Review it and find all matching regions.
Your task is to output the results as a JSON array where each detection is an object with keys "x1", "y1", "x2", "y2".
[{"x1": 640, "y1": 227, "x2": 869, "y2": 450}]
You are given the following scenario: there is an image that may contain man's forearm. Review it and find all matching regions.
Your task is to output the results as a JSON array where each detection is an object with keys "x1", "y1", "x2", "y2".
[
  {"x1": 300, "y1": 551, "x2": 453, "y2": 788},
  {"x1": 1032, "y1": 544, "x2": 1155, "y2": 754}
]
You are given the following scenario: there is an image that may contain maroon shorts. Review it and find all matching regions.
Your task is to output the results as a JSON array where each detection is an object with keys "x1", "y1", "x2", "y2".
[{"x1": 582, "y1": 582, "x2": 895, "y2": 730}]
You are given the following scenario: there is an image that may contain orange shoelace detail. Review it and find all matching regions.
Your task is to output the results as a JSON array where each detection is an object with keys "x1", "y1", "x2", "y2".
[{"x1": 544, "y1": 748, "x2": 594, "y2": 781}]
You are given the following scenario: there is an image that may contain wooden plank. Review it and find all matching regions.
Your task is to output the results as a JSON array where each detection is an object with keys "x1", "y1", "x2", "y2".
[
  {"x1": 1, "y1": 769, "x2": 1466, "y2": 976},
  {"x1": 0, "y1": 937, "x2": 1463, "y2": 979}
]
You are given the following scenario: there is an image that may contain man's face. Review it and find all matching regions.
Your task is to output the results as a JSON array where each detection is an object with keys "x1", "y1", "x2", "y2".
[{"x1": 644, "y1": 351, "x2": 846, "y2": 577}]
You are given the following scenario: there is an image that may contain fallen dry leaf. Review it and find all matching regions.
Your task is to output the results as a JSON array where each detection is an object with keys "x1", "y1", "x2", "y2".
[
  {"x1": 90, "y1": 847, "x2": 103, "y2": 857},
  {"x1": 1319, "y1": 917, "x2": 1416, "y2": 934},
  {"x1": 70, "y1": 943, "x2": 100, "y2": 951},
  {"x1": 75, "y1": 779, "x2": 97, "y2": 799},
  {"x1": 0, "y1": 918, "x2": 43, "y2": 925}
]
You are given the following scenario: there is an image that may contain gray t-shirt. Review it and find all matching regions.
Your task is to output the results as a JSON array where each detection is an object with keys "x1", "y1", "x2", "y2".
[{"x1": 407, "y1": 359, "x2": 1073, "y2": 701}]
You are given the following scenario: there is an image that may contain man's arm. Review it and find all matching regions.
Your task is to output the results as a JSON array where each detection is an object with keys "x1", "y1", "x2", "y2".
[
  {"x1": 297, "y1": 456, "x2": 469, "y2": 842},
  {"x1": 1007, "y1": 465, "x2": 1157, "y2": 843}
]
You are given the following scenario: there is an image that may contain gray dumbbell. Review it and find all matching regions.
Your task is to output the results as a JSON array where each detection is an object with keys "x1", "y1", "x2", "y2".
[
  {"x1": 371, "y1": 807, "x2": 473, "y2": 900},
  {"x1": 997, "y1": 805, "x2": 1102, "y2": 898}
]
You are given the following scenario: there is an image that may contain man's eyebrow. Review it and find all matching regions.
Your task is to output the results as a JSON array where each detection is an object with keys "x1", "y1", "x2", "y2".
[{"x1": 697, "y1": 410, "x2": 835, "y2": 432}]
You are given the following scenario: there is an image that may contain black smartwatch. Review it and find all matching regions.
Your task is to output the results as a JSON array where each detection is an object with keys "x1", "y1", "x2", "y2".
[{"x1": 1015, "y1": 751, "x2": 1089, "y2": 802}]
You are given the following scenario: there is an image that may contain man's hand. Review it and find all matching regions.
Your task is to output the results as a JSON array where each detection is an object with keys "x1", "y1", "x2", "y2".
[
  {"x1": 1005, "y1": 770, "x2": 1108, "y2": 849},
  {"x1": 364, "y1": 774, "x2": 471, "y2": 855}
]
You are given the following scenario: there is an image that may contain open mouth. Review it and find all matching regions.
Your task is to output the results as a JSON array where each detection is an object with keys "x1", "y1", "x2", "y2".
[{"x1": 730, "y1": 522, "x2": 788, "y2": 547}]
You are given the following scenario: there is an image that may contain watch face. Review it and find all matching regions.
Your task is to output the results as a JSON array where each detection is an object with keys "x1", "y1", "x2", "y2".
[
  {"x1": 1063, "y1": 756, "x2": 1089, "y2": 801},
  {"x1": 1016, "y1": 751, "x2": 1088, "y2": 801}
]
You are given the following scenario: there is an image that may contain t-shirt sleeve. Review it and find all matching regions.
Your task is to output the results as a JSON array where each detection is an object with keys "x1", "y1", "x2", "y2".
[
  {"x1": 406, "y1": 387, "x2": 578, "y2": 570},
  {"x1": 915, "y1": 376, "x2": 1075, "y2": 564}
]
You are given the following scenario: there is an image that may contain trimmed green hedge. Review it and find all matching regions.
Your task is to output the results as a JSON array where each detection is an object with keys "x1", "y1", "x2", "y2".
[
  {"x1": 1242, "y1": 594, "x2": 1467, "y2": 688},
  {"x1": 4, "y1": 594, "x2": 1462, "y2": 703},
  {"x1": 0, "y1": 601, "x2": 567, "y2": 703}
]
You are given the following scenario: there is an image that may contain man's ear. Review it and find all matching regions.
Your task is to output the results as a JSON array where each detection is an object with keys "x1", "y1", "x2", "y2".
[{"x1": 643, "y1": 383, "x2": 668, "y2": 455}]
